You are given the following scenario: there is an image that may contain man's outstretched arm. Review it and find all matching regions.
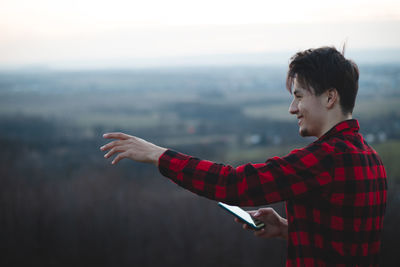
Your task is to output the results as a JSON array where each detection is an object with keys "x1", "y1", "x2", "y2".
[{"x1": 101, "y1": 131, "x2": 334, "y2": 207}]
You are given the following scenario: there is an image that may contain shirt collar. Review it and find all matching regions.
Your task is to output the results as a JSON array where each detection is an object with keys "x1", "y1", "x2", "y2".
[{"x1": 318, "y1": 119, "x2": 360, "y2": 141}]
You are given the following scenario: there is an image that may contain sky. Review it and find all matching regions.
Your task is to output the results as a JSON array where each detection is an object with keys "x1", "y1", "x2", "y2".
[{"x1": 1, "y1": 0, "x2": 400, "y2": 68}]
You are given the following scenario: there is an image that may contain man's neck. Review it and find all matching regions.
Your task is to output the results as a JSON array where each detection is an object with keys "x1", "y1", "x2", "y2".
[{"x1": 317, "y1": 113, "x2": 352, "y2": 138}]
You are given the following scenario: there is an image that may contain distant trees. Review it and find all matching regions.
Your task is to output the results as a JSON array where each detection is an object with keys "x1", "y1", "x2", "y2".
[{"x1": 1, "y1": 114, "x2": 400, "y2": 266}]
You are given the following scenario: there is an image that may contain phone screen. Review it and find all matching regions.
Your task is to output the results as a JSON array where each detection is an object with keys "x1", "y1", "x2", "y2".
[{"x1": 218, "y1": 202, "x2": 265, "y2": 230}]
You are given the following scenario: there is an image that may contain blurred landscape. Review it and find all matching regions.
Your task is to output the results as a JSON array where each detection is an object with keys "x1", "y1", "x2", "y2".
[{"x1": 1, "y1": 64, "x2": 400, "y2": 266}]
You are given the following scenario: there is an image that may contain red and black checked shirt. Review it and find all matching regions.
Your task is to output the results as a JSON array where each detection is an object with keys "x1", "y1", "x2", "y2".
[{"x1": 158, "y1": 119, "x2": 387, "y2": 266}]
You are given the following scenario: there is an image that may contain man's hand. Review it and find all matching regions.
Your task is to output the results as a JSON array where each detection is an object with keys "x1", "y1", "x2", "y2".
[
  {"x1": 235, "y1": 207, "x2": 288, "y2": 240},
  {"x1": 100, "y1": 132, "x2": 167, "y2": 166}
]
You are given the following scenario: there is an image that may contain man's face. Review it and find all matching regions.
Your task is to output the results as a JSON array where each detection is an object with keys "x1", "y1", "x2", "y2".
[{"x1": 288, "y1": 78, "x2": 326, "y2": 138}]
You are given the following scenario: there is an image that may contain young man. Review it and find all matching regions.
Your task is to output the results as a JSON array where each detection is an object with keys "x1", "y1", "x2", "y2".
[{"x1": 100, "y1": 47, "x2": 387, "y2": 266}]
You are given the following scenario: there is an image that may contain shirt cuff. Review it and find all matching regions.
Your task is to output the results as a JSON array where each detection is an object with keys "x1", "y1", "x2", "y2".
[{"x1": 157, "y1": 149, "x2": 192, "y2": 179}]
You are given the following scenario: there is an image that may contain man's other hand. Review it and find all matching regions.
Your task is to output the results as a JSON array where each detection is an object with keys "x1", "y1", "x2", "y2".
[
  {"x1": 235, "y1": 207, "x2": 288, "y2": 240},
  {"x1": 100, "y1": 132, "x2": 167, "y2": 166}
]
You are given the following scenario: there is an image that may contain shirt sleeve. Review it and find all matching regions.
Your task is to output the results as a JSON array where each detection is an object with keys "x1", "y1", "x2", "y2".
[{"x1": 158, "y1": 142, "x2": 335, "y2": 206}]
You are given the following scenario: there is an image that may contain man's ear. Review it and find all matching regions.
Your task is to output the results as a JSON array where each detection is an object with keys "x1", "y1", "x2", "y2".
[{"x1": 325, "y1": 88, "x2": 339, "y2": 109}]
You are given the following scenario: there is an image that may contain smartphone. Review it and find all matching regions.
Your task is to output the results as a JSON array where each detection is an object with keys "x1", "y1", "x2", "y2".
[{"x1": 218, "y1": 202, "x2": 265, "y2": 230}]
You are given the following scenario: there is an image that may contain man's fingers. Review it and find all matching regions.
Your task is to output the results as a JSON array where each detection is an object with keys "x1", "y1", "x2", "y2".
[
  {"x1": 252, "y1": 207, "x2": 274, "y2": 218},
  {"x1": 247, "y1": 210, "x2": 258, "y2": 216},
  {"x1": 100, "y1": 140, "x2": 123, "y2": 152},
  {"x1": 104, "y1": 146, "x2": 125, "y2": 159},
  {"x1": 234, "y1": 217, "x2": 244, "y2": 225},
  {"x1": 258, "y1": 207, "x2": 273, "y2": 213},
  {"x1": 112, "y1": 152, "x2": 129, "y2": 165},
  {"x1": 103, "y1": 132, "x2": 131, "y2": 140},
  {"x1": 254, "y1": 228, "x2": 266, "y2": 237}
]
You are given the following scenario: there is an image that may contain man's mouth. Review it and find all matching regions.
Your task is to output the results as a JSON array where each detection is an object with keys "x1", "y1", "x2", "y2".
[{"x1": 297, "y1": 116, "x2": 303, "y2": 125}]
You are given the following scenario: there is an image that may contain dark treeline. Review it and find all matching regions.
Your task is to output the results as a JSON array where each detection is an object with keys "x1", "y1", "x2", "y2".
[{"x1": 1, "y1": 114, "x2": 400, "y2": 266}]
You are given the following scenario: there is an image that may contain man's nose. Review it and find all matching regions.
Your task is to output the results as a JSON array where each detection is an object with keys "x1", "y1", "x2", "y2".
[{"x1": 289, "y1": 99, "x2": 298, "y2": 114}]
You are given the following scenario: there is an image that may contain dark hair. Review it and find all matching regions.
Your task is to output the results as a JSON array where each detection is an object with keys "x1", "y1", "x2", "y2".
[{"x1": 286, "y1": 46, "x2": 359, "y2": 114}]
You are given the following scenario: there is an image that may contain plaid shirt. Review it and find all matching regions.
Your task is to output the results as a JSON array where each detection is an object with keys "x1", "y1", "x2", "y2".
[{"x1": 158, "y1": 119, "x2": 387, "y2": 266}]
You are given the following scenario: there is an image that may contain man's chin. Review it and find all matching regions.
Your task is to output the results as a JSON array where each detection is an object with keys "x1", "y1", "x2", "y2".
[{"x1": 299, "y1": 127, "x2": 310, "y2": 137}]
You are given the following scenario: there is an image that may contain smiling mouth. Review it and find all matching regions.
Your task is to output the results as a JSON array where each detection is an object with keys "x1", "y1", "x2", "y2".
[{"x1": 297, "y1": 116, "x2": 303, "y2": 125}]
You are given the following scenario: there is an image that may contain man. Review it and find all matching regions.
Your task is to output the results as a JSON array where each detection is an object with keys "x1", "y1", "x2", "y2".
[{"x1": 100, "y1": 46, "x2": 387, "y2": 266}]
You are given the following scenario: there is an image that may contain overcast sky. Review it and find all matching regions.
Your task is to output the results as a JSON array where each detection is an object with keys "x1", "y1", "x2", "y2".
[{"x1": 1, "y1": 0, "x2": 399, "y2": 68}]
